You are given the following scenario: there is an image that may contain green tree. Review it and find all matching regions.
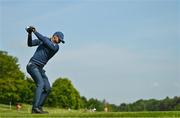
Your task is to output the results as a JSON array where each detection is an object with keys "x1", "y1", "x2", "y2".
[
  {"x1": 87, "y1": 98, "x2": 104, "y2": 111},
  {"x1": 0, "y1": 50, "x2": 34, "y2": 105},
  {"x1": 23, "y1": 77, "x2": 35, "y2": 104},
  {"x1": 81, "y1": 96, "x2": 88, "y2": 108},
  {"x1": 119, "y1": 103, "x2": 128, "y2": 111},
  {"x1": 146, "y1": 99, "x2": 160, "y2": 111},
  {"x1": 48, "y1": 78, "x2": 82, "y2": 109},
  {"x1": 159, "y1": 97, "x2": 173, "y2": 111},
  {"x1": 173, "y1": 96, "x2": 180, "y2": 110},
  {"x1": 0, "y1": 78, "x2": 34, "y2": 104},
  {"x1": 0, "y1": 51, "x2": 24, "y2": 80},
  {"x1": 131, "y1": 99, "x2": 146, "y2": 111}
]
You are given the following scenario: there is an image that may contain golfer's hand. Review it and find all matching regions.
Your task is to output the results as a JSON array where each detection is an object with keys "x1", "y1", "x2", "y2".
[
  {"x1": 29, "y1": 26, "x2": 36, "y2": 32},
  {"x1": 26, "y1": 26, "x2": 36, "y2": 34}
]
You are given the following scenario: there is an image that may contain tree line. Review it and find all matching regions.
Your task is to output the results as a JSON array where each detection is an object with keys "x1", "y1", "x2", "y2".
[
  {"x1": 112, "y1": 96, "x2": 180, "y2": 111},
  {"x1": 0, "y1": 50, "x2": 179, "y2": 111}
]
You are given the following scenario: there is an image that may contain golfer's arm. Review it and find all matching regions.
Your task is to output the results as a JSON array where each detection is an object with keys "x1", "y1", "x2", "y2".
[
  {"x1": 34, "y1": 31, "x2": 59, "y2": 51},
  {"x1": 27, "y1": 34, "x2": 40, "y2": 47},
  {"x1": 33, "y1": 31, "x2": 45, "y2": 41}
]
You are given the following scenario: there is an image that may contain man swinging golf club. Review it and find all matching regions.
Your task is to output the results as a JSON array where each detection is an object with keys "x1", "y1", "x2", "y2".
[{"x1": 26, "y1": 26, "x2": 65, "y2": 114}]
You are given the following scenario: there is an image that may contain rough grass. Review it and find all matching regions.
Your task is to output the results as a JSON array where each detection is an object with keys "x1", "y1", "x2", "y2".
[{"x1": 0, "y1": 104, "x2": 180, "y2": 118}]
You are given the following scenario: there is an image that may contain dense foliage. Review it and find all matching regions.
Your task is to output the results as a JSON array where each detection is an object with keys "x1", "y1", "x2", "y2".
[
  {"x1": 0, "y1": 51, "x2": 34, "y2": 105},
  {"x1": 0, "y1": 50, "x2": 179, "y2": 111},
  {"x1": 116, "y1": 96, "x2": 180, "y2": 111},
  {"x1": 47, "y1": 78, "x2": 82, "y2": 109},
  {"x1": 0, "y1": 51, "x2": 24, "y2": 80}
]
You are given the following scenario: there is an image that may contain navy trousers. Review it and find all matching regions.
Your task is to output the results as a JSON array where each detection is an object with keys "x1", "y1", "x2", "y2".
[{"x1": 26, "y1": 62, "x2": 51, "y2": 109}]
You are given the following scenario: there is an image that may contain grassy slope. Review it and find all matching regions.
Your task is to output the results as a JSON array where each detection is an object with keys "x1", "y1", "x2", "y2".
[{"x1": 0, "y1": 104, "x2": 180, "y2": 118}]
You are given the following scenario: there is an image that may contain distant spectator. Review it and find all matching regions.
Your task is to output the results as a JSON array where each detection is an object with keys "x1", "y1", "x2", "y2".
[
  {"x1": 92, "y1": 108, "x2": 96, "y2": 112},
  {"x1": 16, "y1": 103, "x2": 22, "y2": 111},
  {"x1": 104, "y1": 107, "x2": 108, "y2": 112}
]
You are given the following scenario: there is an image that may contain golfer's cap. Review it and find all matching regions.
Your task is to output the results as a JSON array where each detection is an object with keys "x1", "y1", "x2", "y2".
[{"x1": 53, "y1": 31, "x2": 65, "y2": 44}]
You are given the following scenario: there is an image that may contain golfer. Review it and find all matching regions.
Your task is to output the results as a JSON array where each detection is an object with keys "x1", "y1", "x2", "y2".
[{"x1": 26, "y1": 26, "x2": 65, "y2": 114}]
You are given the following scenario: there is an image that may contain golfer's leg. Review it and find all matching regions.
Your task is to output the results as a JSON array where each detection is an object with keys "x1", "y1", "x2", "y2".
[
  {"x1": 38, "y1": 71, "x2": 51, "y2": 108},
  {"x1": 27, "y1": 64, "x2": 44, "y2": 109}
]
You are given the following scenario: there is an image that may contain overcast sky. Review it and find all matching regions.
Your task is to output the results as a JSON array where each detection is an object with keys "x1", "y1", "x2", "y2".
[{"x1": 0, "y1": 0, "x2": 179, "y2": 105}]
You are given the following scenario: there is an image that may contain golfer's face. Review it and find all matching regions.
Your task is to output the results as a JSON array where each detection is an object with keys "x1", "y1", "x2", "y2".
[{"x1": 53, "y1": 35, "x2": 60, "y2": 44}]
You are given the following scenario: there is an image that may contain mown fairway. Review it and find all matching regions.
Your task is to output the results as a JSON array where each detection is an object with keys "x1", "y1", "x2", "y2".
[{"x1": 0, "y1": 104, "x2": 180, "y2": 118}]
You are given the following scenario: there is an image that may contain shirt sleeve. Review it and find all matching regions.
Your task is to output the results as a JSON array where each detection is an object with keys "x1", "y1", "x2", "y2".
[
  {"x1": 34, "y1": 31, "x2": 59, "y2": 51},
  {"x1": 27, "y1": 34, "x2": 41, "y2": 47}
]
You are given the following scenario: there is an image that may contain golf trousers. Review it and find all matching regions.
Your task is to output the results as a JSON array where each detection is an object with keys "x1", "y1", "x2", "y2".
[{"x1": 26, "y1": 61, "x2": 51, "y2": 109}]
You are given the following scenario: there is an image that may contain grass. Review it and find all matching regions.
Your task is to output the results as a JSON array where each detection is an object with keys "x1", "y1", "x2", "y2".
[{"x1": 0, "y1": 104, "x2": 180, "y2": 118}]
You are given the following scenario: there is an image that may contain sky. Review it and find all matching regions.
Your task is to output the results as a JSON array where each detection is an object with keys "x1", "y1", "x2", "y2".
[{"x1": 0, "y1": 0, "x2": 179, "y2": 105}]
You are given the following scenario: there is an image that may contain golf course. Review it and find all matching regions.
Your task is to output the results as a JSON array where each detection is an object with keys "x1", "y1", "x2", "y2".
[
  {"x1": 1, "y1": 1, "x2": 180, "y2": 118},
  {"x1": 0, "y1": 104, "x2": 180, "y2": 118}
]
